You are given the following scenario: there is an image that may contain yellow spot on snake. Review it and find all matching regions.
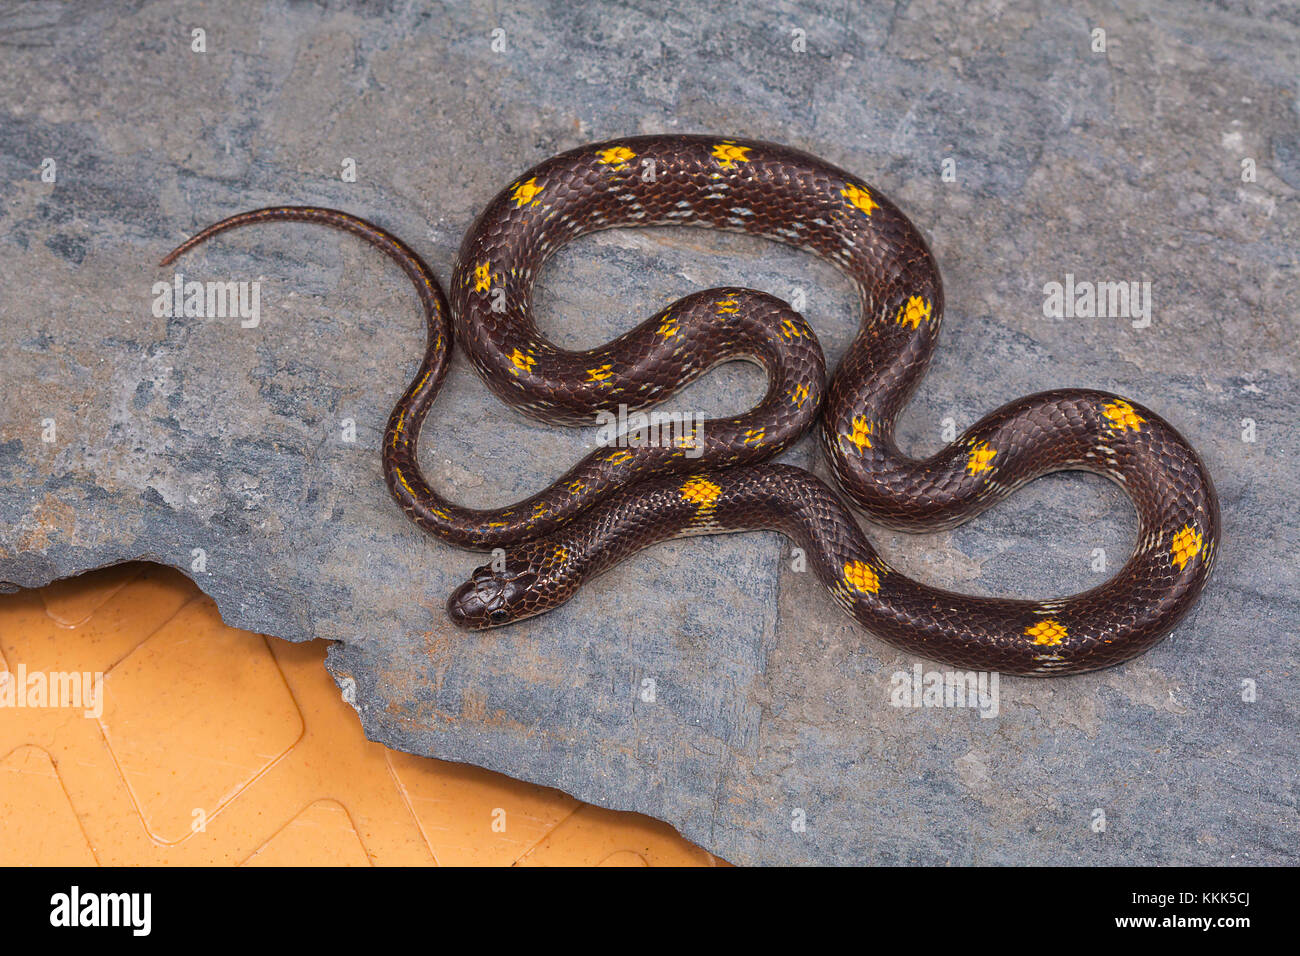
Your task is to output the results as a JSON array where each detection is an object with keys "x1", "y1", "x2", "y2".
[
  {"x1": 509, "y1": 348, "x2": 535, "y2": 375},
  {"x1": 1025, "y1": 619, "x2": 1067, "y2": 646},
  {"x1": 841, "y1": 183, "x2": 879, "y2": 217},
  {"x1": 596, "y1": 146, "x2": 636, "y2": 166},
  {"x1": 657, "y1": 317, "x2": 679, "y2": 338},
  {"x1": 393, "y1": 467, "x2": 416, "y2": 499},
  {"x1": 715, "y1": 298, "x2": 740, "y2": 315},
  {"x1": 567, "y1": 480, "x2": 587, "y2": 495},
  {"x1": 712, "y1": 141, "x2": 751, "y2": 168},
  {"x1": 429, "y1": 506, "x2": 449, "y2": 520},
  {"x1": 391, "y1": 410, "x2": 405, "y2": 447},
  {"x1": 510, "y1": 177, "x2": 543, "y2": 207},
  {"x1": 473, "y1": 261, "x2": 492, "y2": 292},
  {"x1": 843, "y1": 560, "x2": 880, "y2": 594},
  {"x1": 1170, "y1": 524, "x2": 1203, "y2": 570},
  {"x1": 586, "y1": 364, "x2": 614, "y2": 383},
  {"x1": 790, "y1": 383, "x2": 810, "y2": 408},
  {"x1": 896, "y1": 295, "x2": 933, "y2": 330},
  {"x1": 550, "y1": 545, "x2": 569, "y2": 564},
  {"x1": 780, "y1": 317, "x2": 804, "y2": 339},
  {"x1": 742, "y1": 428, "x2": 765, "y2": 445},
  {"x1": 680, "y1": 476, "x2": 722, "y2": 507},
  {"x1": 844, "y1": 415, "x2": 872, "y2": 452},
  {"x1": 1103, "y1": 399, "x2": 1145, "y2": 433},
  {"x1": 605, "y1": 450, "x2": 633, "y2": 465},
  {"x1": 487, "y1": 521, "x2": 506, "y2": 528},
  {"x1": 966, "y1": 440, "x2": 997, "y2": 474}
]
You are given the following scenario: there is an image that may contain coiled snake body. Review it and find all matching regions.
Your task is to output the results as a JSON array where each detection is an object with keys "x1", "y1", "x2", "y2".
[{"x1": 161, "y1": 135, "x2": 1218, "y2": 675}]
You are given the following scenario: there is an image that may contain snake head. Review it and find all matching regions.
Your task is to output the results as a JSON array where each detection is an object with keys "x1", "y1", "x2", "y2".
[{"x1": 446, "y1": 558, "x2": 542, "y2": 629}]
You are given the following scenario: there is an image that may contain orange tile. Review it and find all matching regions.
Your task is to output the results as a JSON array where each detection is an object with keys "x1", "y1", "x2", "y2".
[
  {"x1": 387, "y1": 751, "x2": 581, "y2": 866},
  {"x1": 0, "y1": 563, "x2": 724, "y2": 866},
  {"x1": 0, "y1": 745, "x2": 98, "y2": 866},
  {"x1": 98, "y1": 596, "x2": 304, "y2": 845},
  {"x1": 5, "y1": 564, "x2": 194, "y2": 675},
  {"x1": 515, "y1": 804, "x2": 720, "y2": 867},
  {"x1": 242, "y1": 799, "x2": 371, "y2": 867},
  {"x1": 39, "y1": 562, "x2": 141, "y2": 627}
]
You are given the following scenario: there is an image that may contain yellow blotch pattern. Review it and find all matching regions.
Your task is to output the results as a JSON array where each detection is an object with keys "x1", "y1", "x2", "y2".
[
  {"x1": 509, "y1": 348, "x2": 535, "y2": 375},
  {"x1": 841, "y1": 183, "x2": 879, "y2": 217},
  {"x1": 843, "y1": 560, "x2": 881, "y2": 595},
  {"x1": 510, "y1": 177, "x2": 544, "y2": 208},
  {"x1": 966, "y1": 440, "x2": 997, "y2": 474},
  {"x1": 895, "y1": 295, "x2": 933, "y2": 330},
  {"x1": 712, "y1": 142, "x2": 751, "y2": 168},
  {"x1": 473, "y1": 262, "x2": 492, "y2": 293},
  {"x1": 680, "y1": 476, "x2": 723, "y2": 508},
  {"x1": 1103, "y1": 399, "x2": 1145, "y2": 433},
  {"x1": 586, "y1": 364, "x2": 614, "y2": 382},
  {"x1": 596, "y1": 146, "x2": 636, "y2": 166},
  {"x1": 1025, "y1": 619, "x2": 1067, "y2": 646},
  {"x1": 1170, "y1": 524, "x2": 1203, "y2": 570},
  {"x1": 843, "y1": 415, "x2": 872, "y2": 453}
]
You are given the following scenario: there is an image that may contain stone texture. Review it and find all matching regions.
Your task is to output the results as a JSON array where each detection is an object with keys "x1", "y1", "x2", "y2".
[{"x1": 0, "y1": 0, "x2": 1296, "y2": 864}]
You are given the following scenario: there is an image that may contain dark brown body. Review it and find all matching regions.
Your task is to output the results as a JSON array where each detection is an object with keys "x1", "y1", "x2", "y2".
[{"x1": 162, "y1": 135, "x2": 1220, "y2": 675}]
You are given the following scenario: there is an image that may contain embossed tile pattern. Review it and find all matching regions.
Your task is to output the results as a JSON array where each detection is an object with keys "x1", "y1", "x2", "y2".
[{"x1": 0, "y1": 564, "x2": 722, "y2": 866}]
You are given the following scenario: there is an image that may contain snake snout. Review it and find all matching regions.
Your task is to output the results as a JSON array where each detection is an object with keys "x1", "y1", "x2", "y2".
[
  {"x1": 446, "y1": 565, "x2": 508, "y2": 629},
  {"x1": 447, "y1": 560, "x2": 546, "y2": 629}
]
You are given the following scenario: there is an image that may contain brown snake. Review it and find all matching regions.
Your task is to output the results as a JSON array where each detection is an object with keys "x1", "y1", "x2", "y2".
[{"x1": 160, "y1": 134, "x2": 1219, "y2": 675}]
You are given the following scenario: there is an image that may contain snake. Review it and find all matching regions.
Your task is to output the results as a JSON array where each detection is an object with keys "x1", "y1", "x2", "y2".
[{"x1": 160, "y1": 134, "x2": 1219, "y2": 676}]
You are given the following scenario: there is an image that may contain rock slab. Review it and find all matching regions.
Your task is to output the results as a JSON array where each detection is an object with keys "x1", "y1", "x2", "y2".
[{"x1": 0, "y1": 1, "x2": 1296, "y2": 864}]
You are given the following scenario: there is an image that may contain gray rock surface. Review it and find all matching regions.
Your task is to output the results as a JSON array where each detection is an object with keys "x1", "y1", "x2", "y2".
[{"x1": 0, "y1": 0, "x2": 1296, "y2": 864}]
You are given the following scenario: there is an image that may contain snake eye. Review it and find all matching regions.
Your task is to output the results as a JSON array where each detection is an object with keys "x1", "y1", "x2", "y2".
[{"x1": 488, "y1": 608, "x2": 510, "y2": 624}]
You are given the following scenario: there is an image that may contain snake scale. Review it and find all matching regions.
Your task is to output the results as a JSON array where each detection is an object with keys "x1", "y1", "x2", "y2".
[{"x1": 160, "y1": 134, "x2": 1219, "y2": 675}]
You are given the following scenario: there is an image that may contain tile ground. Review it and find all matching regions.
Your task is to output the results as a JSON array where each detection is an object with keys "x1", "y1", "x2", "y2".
[{"x1": 0, "y1": 563, "x2": 722, "y2": 866}]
